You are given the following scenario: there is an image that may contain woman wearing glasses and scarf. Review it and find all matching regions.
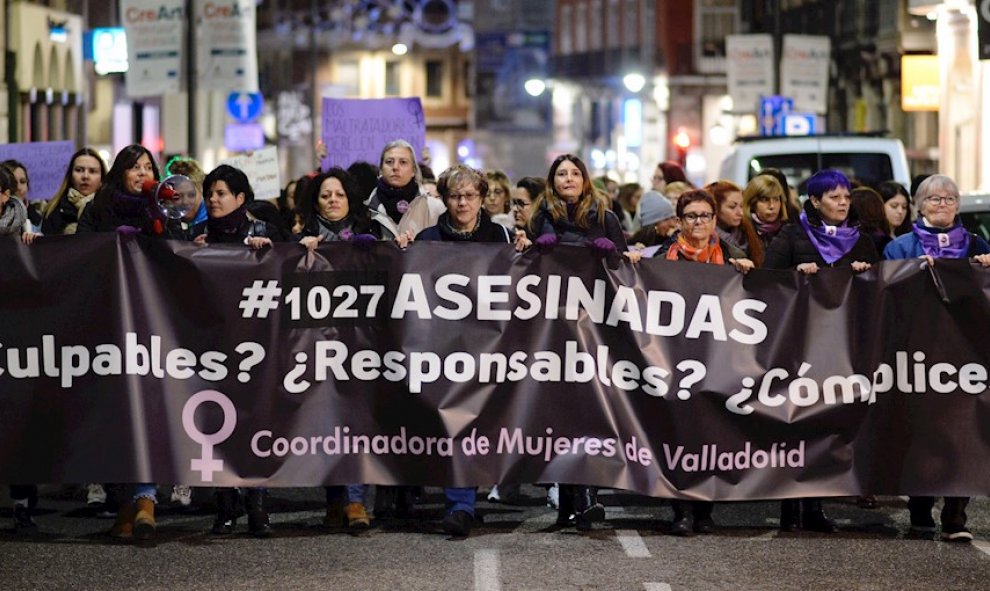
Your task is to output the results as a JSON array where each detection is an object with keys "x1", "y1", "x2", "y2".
[{"x1": 882, "y1": 174, "x2": 990, "y2": 543}]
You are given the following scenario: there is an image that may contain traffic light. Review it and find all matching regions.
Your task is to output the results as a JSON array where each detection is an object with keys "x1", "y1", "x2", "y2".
[{"x1": 672, "y1": 127, "x2": 691, "y2": 167}]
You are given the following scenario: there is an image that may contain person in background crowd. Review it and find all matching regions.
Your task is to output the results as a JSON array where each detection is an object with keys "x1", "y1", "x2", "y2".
[
  {"x1": 40, "y1": 148, "x2": 106, "y2": 236},
  {"x1": 484, "y1": 170, "x2": 514, "y2": 230},
  {"x1": 708, "y1": 180, "x2": 763, "y2": 267},
  {"x1": 629, "y1": 191, "x2": 678, "y2": 250},
  {"x1": 194, "y1": 165, "x2": 281, "y2": 537},
  {"x1": 663, "y1": 181, "x2": 692, "y2": 209},
  {"x1": 413, "y1": 164, "x2": 528, "y2": 537},
  {"x1": 277, "y1": 177, "x2": 298, "y2": 232},
  {"x1": 528, "y1": 154, "x2": 639, "y2": 531},
  {"x1": 1, "y1": 159, "x2": 42, "y2": 230},
  {"x1": 420, "y1": 164, "x2": 438, "y2": 198},
  {"x1": 878, "y1": 180, "x2": 913, "y2": 237},
  {"x1": 615, "y1": 182, "x2": 643, "y2": 235},
  {"x1": 651, "y1": 160, "x2": 689, "y2": 194},
  {"x1": 743, "y1": 175, "x2": 789, "y2": 254},
  {"x1": 596, "y1": 175, "x2": 620, "y2": 205},
  {"x1": 347, "y1": 161, "x2": 380, "y2": 203},
  {"x1": 764, "y1": 169, "x2": 879, "y2": 533},
  {"x1": 910, "y1": 174, "x2": 930, "y2": 199},
  {"x1": 883, "y1": 174, "x2": 990, "y2": 542},
  {"x1": 75, "y1": 144, "x2": 162, "y2": 540},
  {"x1": 656, "y1": 188, "x2": 753, "y2": 535},
  {"x1": 851, "y1": 186, "x2": 893, "y2": 255},
  {"x1": 510, "y1": 176, "x2": 542, "y2": 237},
  {"x1": 756, "y1": 167, "x2": 800, "y2": 222}
]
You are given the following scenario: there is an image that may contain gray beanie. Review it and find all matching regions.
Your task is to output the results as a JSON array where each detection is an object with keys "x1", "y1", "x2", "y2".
[{"x1": 639, "y1": 191, "x2": 675, "y2": 226}]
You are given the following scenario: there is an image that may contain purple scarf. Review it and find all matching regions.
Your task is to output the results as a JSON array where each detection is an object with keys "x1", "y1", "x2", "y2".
[
  {"x1": 750, "y1": 213, "x2": 781, "y2": 238},
  {"x1": 912, "y1": 219, "x2": 971, "y2": 259},
  {"x1": 799, "y1": 211, "x2": 861, "y2": 264}
]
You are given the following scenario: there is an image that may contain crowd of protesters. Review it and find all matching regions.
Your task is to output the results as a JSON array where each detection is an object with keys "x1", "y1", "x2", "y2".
[{"x1": 3, "y1": 140, "x2": 990, "y2": 543}]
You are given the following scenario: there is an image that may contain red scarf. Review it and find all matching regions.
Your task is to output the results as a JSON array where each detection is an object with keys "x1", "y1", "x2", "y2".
[{"x1": 665, "y1": 233, "x2": 725, "y2": 264}]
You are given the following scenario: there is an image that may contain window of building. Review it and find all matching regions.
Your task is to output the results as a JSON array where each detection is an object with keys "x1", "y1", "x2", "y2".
[
  {"x1": 589, "y1": 0, "x2": 602, "y2": 51},
  {"x1": 575, "y1": 2, "x2": 587, "y2": 53},
  {"x1": 560, "y1": 4, "x2": 573, "y2": 54},
  {"x1": 695, "y1": 0, "x2": 736, "y2": 73},
  {"x1": 425, "y1": 59, "x2": 444, "y2": 98},
  {"x1": 385, "y1": 61, "x2": 401, "y2": 96},
  {"x1": 606, "y1": 0, "x2": 619, "y2": 50}
]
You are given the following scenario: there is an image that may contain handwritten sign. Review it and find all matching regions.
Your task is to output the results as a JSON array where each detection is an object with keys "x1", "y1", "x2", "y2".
[
  {"x1": 0, "y1": 141, "x2": 76, "y2": 201},
  {"x1": 321, "y1": 97, "x2": 426, "y2": 170},
  {"x1": 220, "y1": 145, "x2": 280, "y2": 201}
]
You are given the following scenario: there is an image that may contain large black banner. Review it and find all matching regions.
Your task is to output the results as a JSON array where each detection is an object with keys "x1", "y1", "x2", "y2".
[{"x1": 1, "y1": 234, "x2": 989, "y2": 500}]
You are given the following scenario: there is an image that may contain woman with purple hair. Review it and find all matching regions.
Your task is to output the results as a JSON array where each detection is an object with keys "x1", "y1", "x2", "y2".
[{"x1": 763, "y1": 168, "x2": 879, "y2": 533}]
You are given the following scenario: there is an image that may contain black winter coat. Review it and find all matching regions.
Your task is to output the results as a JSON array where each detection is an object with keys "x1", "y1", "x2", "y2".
[{"x1": 763, "y1": 201, "x2": 879, "y2": 270}]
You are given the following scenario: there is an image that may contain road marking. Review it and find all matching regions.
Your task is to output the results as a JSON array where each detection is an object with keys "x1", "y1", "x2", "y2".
[
  {"x1": 745, "y1": 530, "x2": 777, "y2": 541},
  {"x1": 643, "y1": 583, "x2": 672, "y2": 591},
  {"x1": 474, "y1": 549, "x2": 501, "y2": 591},
  {"x1": 973, "y1": 540, "x2": 990, "y2": 557},
  {"x1": 616, "y1": 529, "x2": 651, "y2": 558}
]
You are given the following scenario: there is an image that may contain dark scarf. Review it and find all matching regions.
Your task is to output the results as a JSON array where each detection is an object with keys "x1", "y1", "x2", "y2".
[
  {"x1": 751, "y1": 212, "x2": 782, "y2": 238},
  {"x1": 798, "y1": 204, "x2": 861, "y2": 265},
  {"x1": 912, "y1": 218, "x2": 971, "y2": 259},
  {"x1": 206, "y1": 204, "x2": 250, "y2": 240},
  {"x1": 112, "y1": 190, "x2": 150, "y2": 218},
  {"x1": 374, "y1": 177, "x2": 418, "y2": 223},
  {"x1": 317, "y1": 214, "x2": 356, "y2": 242},
  {"x1": 436, "y1": 212, "x2": 507, "y2": 243},
  {"x1": 716, "y1": 225, "x2": 748, "y2": 253}
]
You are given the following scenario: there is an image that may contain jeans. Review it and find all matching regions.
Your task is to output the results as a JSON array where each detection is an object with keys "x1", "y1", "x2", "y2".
[
  {"x1": 444, "y1": 487, "x2": 476, "y2": 516},
  {"x1": 326, "y1": 484, "x2": 367, "y2": 505}
]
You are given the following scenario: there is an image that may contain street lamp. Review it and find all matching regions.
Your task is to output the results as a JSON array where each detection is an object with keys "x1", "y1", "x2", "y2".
[
  {"x1": 524, "y1": 77, "x2": 547, "y2": 97},
  {"x1": 622, "y1": 72, "x2": 646, "y2": 93},
  {"x1": 392, "y1": 43, "x2": 408, "y2": 55}
]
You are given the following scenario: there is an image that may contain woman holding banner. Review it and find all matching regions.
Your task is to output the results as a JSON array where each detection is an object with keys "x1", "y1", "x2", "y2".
[
  {"x1": 883, "y1": 174, "x2": 990, "y2": 543},
  {"x1": 75, "y1": 144, "x2": 162, "y2": 540},
  {"x1": 364, "y1": 139, "x2": 435, "y2": 241},
  {"x1": 412, "y1": 164, "x2": 527, "y2": 537},
  {"x1": 195, "y1": 164, "x2": 282, "y2": 537},
  {"x1": 764, "y1": 168, "x2": 879, "y2": 533},
  {"x1": 742, "y1": 175, "x2": 788, "y2": 254},
  {"x1": 40, "y1": 147, "x2": 107, "y2": 235}
]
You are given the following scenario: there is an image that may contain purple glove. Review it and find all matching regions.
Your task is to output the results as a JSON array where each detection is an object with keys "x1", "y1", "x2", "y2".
[
  {"x1": 587, "y1": 237, "x2": 616, "y2": 257},
  {"x1": 352, "y1": 233, "x2": 377, "y2": 250},
  {"x1": 116, "y1": 225, "x2": 141, "y2": 238},
  {"x1": 535, "y1": 233, "x2": 559, "y2": 253}
]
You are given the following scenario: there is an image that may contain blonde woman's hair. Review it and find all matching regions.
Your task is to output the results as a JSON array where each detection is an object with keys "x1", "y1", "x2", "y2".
[{"x1": 742, "y1": 175, "x2": 788, "y2": 222}]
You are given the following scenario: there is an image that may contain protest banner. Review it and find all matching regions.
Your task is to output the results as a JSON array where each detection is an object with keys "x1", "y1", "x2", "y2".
[
  {"x1": 220, "y1": 146, "x2": 280, "y2": 201},
  {"x1": 0, "y1": 236, "x2": 988, "y2": 499},
  {"x1": 321, "y1": 98, "x2": 426, "y2": 170}
]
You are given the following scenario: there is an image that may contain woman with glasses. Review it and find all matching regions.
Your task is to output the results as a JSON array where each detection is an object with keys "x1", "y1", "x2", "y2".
[
  {"x1": 510, "y1": 176, "x2": 542, "y2": 237},
  {"x1": 764, "y1": 168, "x2": 878, "y2": 533},
  {"x1": 883, "y1": 175, "x2": 990, "y2": 543},
  {"x1": 484, "y1": 170, "x2": 514, "y2": 230}
]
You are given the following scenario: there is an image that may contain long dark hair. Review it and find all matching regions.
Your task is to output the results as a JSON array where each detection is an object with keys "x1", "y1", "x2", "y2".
[
  {"x1": 44, "y1": 147, "x2": 107, "y2": 218},
  {"x1": 300, "y1": 168, "x2": 373, "y2": 234},
  {"x1": 877, "y1": 180, "x2": 912, "y2": 236},
  {"x1": 529, "y1": 154, "x2": 608, "y2": 233},
  {"x1": 89, "y1": 144, "x2": 160, "y2": 217}
]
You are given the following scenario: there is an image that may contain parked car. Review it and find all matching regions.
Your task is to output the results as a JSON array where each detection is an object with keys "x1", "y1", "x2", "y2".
[
  {"x1": 960, "y1": 193, "x2": 990, "y2": 242},
  {"x1": 719, "y1": 134, "x2": 911, "y2": 195}
]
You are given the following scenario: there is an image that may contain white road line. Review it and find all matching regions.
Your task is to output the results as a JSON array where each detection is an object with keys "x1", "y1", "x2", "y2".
[
  {"x1": 643, "y1": 583, "x2": 673, "y2": 591},
  {"x1": 973, "y1": 540, "x2": 990, "y2": 557},
  {"x1": 744, "y1": 530, "x2": 777, "y2": 541},
  {"x1": 474, "y1": 549, "x2": 501, "y2": 591},
  {"x1": 616, "y1": 529, "x2": 652, "y2": 558}
]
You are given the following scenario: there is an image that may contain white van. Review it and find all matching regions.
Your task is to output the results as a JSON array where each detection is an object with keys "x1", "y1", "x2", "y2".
[{"x1": 719, "y1": 135, "x2": 911, "y2": 193}]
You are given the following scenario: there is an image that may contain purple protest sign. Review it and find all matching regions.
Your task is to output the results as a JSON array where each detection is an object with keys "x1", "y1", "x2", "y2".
[
  {"x1": 321, "y1": 98, "x2": 426, "y2": 170},
  {"x1": 0, "y1": 141, "x2": 76, "y2": 201}
]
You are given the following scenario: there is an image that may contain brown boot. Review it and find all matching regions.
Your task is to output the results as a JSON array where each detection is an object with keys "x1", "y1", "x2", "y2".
[
  {"x1": 133, "y1": 498, "x2": 156, "y2": 540},
  {"x1": 110, "y1": 502, "x2": 135, "y2": 539},
  {"x1": 345, "y1": 502, "x2": 370, "y2": 529}
]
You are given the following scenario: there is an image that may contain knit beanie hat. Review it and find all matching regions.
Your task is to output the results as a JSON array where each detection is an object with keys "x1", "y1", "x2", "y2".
[{"x1": 639, "y1": 191, "x2": 675, "y2": 226}]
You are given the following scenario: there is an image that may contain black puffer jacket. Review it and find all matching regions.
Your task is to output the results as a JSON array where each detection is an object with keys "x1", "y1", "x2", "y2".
[{"x1": 763, "y1": 200, "x2": 879, "y2": 270}]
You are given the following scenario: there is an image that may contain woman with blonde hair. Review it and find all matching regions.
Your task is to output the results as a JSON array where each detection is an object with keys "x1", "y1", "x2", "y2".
[{"x1": 742, "y1": 175, "x2": 788, "y2": 252}]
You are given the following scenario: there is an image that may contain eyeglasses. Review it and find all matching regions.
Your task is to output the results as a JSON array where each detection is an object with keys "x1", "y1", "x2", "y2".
[
  {"x1": 681, "y1": 212, "x2": 714, "y2": 224},
  {"x1": 924, "y1": 194, "x2": 958, "y2": 206},
  {"x1": 448, "y1": 192, "x2": 481, "y2": 202},
  {"x1": 510, "y1": 199, "x2": 531, "y2": 209}
]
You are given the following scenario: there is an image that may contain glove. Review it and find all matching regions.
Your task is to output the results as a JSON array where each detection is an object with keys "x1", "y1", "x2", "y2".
[
  {"x1": 535, "y1": 233, "x2": 559, "y2": 254},
  {"x1": 587, "y1": 237, "x2": 616, "y2": 257},
  {"x1": 352, "y1": 233, "x2": 377, "y2": 250},
  {"x1": 116, "y1": 225, "x2": 141, "y2": 238}
]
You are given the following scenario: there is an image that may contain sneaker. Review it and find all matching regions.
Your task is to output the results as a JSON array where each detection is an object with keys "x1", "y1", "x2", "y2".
[
  {"x1": 941, "y1": 527, "x2": 974, "y2": 543},
  {"x1": 344, "y1": 502, "x2": 370, "y2": 529},
  {"x1": 487, "y1": 485, "x2": 502, "y2": 503},
  {"x1": 441, "y1": 510, "x2": 473, "y2": 537},
  {"x1": 170, "y1": 485, "x2": 193, "y2": 507},
  {"x1": 546, "y1": 484, "x2": 559, "y2": 509},
  {"x1": 86, "y1": 484, "x2": 107, "y2": 506}
]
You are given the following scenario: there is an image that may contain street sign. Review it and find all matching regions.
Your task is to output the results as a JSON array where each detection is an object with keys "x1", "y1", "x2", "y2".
[
  {"x1": 759, "y1": 95, "x2": 794, "y2": 136},
  {"x1": 227, "y1": 92, "x2": 263, "y2": 123},
  {"x1": 782, "y1": 113, "x2": 816, "y2": 136}
]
